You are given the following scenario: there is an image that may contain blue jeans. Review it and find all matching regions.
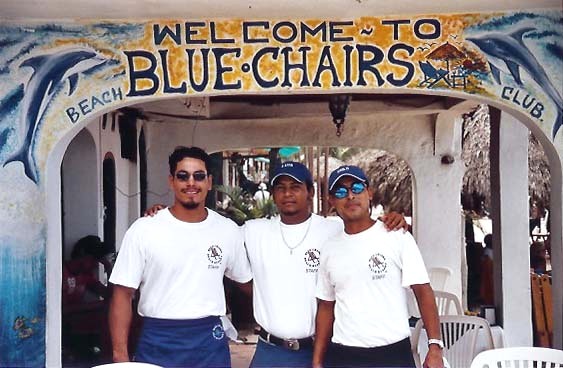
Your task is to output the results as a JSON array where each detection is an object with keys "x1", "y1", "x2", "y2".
[
  {"x1": 250, "y1": 338, "x2": 313, "y2": 367},
  {"x1": 135, "y1": 316, "x2": 231, "y2": 368}
]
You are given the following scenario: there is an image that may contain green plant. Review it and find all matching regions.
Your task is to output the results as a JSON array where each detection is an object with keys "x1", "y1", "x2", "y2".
[{"x1": 215, "y1": 184, "x2": 277, "y2": 225}]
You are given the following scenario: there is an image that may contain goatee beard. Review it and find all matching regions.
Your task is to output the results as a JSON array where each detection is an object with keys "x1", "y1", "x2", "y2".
[{"x1": 182, "y1": 202, "x2": 199, "y2": 210}]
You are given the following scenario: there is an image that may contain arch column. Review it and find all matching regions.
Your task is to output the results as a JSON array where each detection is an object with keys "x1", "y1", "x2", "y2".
[
  {"x1": 411, "y1": 111, "x2": 465, "y2": 298},
  {"x1": 489, "y1": 107, "x2": 532, "y2": 346}
]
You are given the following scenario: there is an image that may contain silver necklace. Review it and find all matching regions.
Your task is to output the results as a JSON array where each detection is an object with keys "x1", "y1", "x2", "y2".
[{"x1": 279, "y1": 216, "x2": 312, "y2": 255}]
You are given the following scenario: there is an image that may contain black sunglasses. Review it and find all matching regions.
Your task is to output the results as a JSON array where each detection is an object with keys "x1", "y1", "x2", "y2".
[
  {"x1": 331, "y1": 182, "x2": 366, "y2": 199},
  {"x1": 175, "y1": 170, "x2": 208, "y2": 182}
]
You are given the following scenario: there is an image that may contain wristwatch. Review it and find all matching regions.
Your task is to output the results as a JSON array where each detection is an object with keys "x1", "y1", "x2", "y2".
[{"x1": 428, "y1": 338, "x2": 444, "y2": 349}]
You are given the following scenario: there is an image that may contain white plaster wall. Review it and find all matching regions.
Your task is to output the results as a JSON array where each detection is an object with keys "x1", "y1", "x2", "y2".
[
  {"x1": 144, "y1": 113, "x2": 464, "y2": 298},
  {"x1": 61, "y1": 129, "x2": 99, "y2": 260},
  {"x1": 98, "y1": 114, "x2": 141, "y2": 252},
  {"x1": 143, "y1": 122, "x2": 174, "y2": 219}
]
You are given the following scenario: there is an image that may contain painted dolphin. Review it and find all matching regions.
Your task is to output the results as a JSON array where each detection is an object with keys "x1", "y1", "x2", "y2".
[
  {"x1": 467, "y1": 28, "x2": 563, "y2": 139},
  {"x1": 4, "y1": 47, "x2": 107, "y2": 183}
]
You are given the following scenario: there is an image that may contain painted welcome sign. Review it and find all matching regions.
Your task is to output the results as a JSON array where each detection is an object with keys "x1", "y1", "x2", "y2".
[{"x1": 0, "y1": 10, "x2": 561, "y2": 366}]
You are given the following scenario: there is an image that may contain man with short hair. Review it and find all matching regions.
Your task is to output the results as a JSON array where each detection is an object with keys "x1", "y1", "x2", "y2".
[
  {"x1": 109, "y1": 146, "x2": 252, "y2": 367},
  {"x1": 313, "y1": 165, "x2": 444, "y2": 368},
  {"x1": 245, "y1": 162, "x2": 407, "y2": 367}
]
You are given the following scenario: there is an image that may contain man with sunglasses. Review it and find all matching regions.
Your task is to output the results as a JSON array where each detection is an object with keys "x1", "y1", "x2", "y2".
[
  {"x1": 313, "y1": 165, "x2": 444, "y2": 368},
  {"x1": 245, "y1": 162, "x2": 407, "y2": 368},
  {"x1": 109, "y1": 146, "x2": 252, "y2": 367}
]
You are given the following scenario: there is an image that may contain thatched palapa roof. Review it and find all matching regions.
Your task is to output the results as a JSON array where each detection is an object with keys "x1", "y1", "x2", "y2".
[{"x1": 346, "y1": 105, "x2": 551, "y2": 215}]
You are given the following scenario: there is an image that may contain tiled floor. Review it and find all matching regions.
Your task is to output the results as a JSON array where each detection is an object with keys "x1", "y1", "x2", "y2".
[
  {"x1": 230, "y1": 341, "x2": 257, "y2": 368},
  {"x1": 230, "y1": 328, "x2": 258, "y2": 368}
]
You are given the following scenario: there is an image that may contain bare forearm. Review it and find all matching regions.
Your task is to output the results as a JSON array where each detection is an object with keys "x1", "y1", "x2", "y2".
[
  {"x1": 109, "y1": 285, "x2": 135, "y2": 362},
  {"x1": 412, "y1": 284, "x2": 440, "y2": 339},
  {"x1": 412, "y1": 284, "x2": 444, "y2": 368},
  {"x1": 312, "y1": 299, "x2": 335, "y2": 368}
]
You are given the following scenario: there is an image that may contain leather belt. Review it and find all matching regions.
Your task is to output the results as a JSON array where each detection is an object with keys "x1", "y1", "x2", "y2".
[{"x1": 258, "y1": 328, "x2": 313, "y2": 351}]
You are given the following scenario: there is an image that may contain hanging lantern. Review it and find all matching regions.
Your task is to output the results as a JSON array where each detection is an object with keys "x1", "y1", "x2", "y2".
[{"x1": 328, "y1": 95, "x2": 351, "y2": 137}]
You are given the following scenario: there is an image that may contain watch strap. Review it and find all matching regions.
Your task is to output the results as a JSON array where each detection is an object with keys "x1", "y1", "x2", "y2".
[{"x1": 428, "y1": 338, "x2": 444, "y2": 349}]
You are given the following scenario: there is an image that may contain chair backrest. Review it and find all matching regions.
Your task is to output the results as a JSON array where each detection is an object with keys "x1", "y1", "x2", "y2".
[
  {"x1": 412, "y1": 315, "x2": 494, "y2": 368},
  {"x1": 428, "y1": 267, "x2": 452, "y2": 291},
  {"x1": 470, "y1": 347, "x2": 563, "y2": 368},
  {"x1": 419, "y1": 61, "x2": 438, "y2": 77},
  {"x1": 434, "y1": 290, "x2": 463, "y2": 315},
  {"x1": 407, "y1": 289, "x2": 462, "y2": 319}
]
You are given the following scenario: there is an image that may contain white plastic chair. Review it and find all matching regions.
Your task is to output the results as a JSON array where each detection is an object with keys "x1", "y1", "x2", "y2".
[
  {"x1": 92, "y1": 363, "x2": 163, "y2": 368},
  {"x1": 428, "y1": 267, "x2": 452, "y2": 291},
  {"x1": 470, "y1": 347, "x2": 563, "y2": 368},
  {"x1": 407, "y1": 290, "x2": 463, "y2": 318},
  {"x1": 411, "y1": 315, "x2": 494, "y2": 368},
  {"x1": 434, "y1": 290, "x2": 463, "y2": 316}
]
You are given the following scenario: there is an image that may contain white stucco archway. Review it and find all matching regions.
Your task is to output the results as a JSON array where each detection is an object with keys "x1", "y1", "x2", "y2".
[{"x1": 41, "y1": 89, "x2": 562, "y2": 365}]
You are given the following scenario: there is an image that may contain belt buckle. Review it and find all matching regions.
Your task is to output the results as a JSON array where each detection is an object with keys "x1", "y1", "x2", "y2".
[{"x1": 283, "y1": 338, "x2": 300, "y2": 351}]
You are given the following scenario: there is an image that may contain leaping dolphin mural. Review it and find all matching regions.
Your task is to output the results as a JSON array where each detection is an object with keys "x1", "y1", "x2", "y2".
[
  {"x1": 3, "y1": 47, "x2": 108, "y2": 184},
  {"x1": 467, "y1": 28, "x2": 563, "y2": 139}
]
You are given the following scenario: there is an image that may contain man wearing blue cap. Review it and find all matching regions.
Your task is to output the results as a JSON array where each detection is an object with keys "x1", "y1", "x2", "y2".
[
  {"x1": 245, "y1": 162, "x2": 407, "y2": 367},
  {"x1": 313, "y1": 165, "x2": 444, "y2": 368}
]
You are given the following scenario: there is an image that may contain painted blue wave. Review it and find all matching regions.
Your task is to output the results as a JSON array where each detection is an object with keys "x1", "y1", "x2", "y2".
[
  {"x1": 0, "y1": 244, "x2": 46, "y2": 367},
  {"x1": 546, "y1": 42, "x2": 563, "y2": 60},
  {"x1": 473, "y1": 12, "x2": 559, "y2": 31},
  {"x1": 0, "y1": 38, "x2": 20, "y2": 48},
  {"x1": 0, "y1": 85, "x2": 24, "y2": 119}
]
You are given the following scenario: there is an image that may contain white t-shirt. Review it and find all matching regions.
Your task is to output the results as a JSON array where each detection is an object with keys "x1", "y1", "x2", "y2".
[
  {"x1": 109, "y1": 208, "x2": 252, "y2": 319},
  {"x1": 316, "y1": 221, "x2": 429, "y2": 347},
  {"x1": 244, "y1": 214, "x2": 342, "y2": 339}
]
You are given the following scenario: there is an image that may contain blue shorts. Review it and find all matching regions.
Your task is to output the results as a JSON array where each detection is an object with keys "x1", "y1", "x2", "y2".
[
  {"x1": 250, "y1": 338, "x2": 313, "y2": 368},
  {"x1": 135, "y1": 316, "x2": 231, "y2": 368}
]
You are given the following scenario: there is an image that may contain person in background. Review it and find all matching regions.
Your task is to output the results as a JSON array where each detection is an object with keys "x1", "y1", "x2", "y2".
[
  {"x1": 62, "y1": 235, "x2": 111, "y2": 363},
  {"x1": 109, "y1": 146, "x2": 252, "y2": 367},
  {"x1": 253, "y1": 182, "x2": 271, "y2": 205},
  {"x1": 480, "y1": 234, "x2": 494, "y2": 305},
  {"x1": 530, "y1": 241, "x2": 547, "y2": 275},
  {"x1": 63, "y1": 235, "x2": 111, "y2": 305},
  {"x1": 313, "y1": 165, "x2": 443, "y2": 368}
]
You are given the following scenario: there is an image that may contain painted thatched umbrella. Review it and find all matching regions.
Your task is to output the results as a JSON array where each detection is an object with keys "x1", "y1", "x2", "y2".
[
  {"x1": 426, "y1": 42, "x2": 466, "y2": 73},
  {"x1": 346, "y1": 105, "x2": 551, "y2": 215}
]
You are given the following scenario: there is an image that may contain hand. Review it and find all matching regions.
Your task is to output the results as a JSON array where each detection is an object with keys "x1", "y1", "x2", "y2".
[
  {"x1": 423, "y1": 346, "x2": 444, "y2": 368},
  {"x1": 144, "y1": 204, "x2": 166, "y2": 217},
  {"x1": 379, "y1": 212, "x2": 408, "y2": 232}
]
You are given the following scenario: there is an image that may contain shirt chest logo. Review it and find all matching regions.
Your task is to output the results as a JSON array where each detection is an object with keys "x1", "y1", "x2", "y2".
[
  {"x1": 304, "y1": 248, "x2": 320, "y2": 272},
  {"x1": 369, "y1": 253, "x2": 387, "y2": 279},
  {"x1": 207, "y1": 245, "x2": 223, "y2": 269}
]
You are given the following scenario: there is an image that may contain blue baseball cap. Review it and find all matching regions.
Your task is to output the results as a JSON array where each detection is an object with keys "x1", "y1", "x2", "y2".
[
  {"x1": 328, "y1": 165, "x2": 368, "y2": 191},
  {"x1": 271, "y1": 161, "x2": 313, "y2": 186}
]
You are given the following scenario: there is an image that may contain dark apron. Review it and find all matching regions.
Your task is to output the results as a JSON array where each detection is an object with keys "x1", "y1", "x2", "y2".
[{"x1": 135, "y1": 315, "x2": 231, "y2": 368}]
